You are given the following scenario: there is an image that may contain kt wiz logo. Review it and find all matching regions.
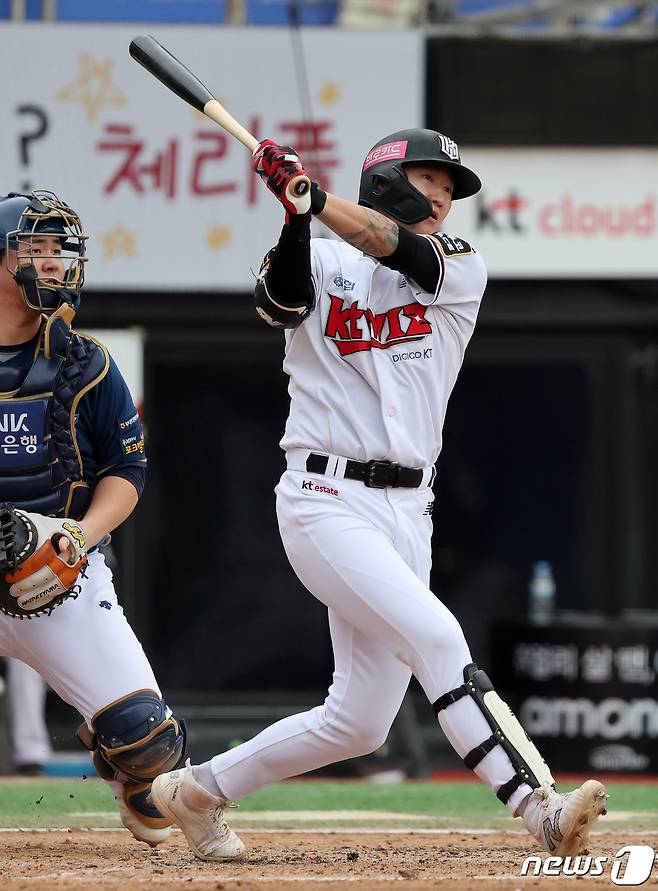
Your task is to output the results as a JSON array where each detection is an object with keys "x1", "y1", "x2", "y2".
[
  {"x1": 521, "y1": 845, "x2": 657, "y2": 885},
  {"x1": 324, "y1": 297, "x2": 432, "y2": 357}
]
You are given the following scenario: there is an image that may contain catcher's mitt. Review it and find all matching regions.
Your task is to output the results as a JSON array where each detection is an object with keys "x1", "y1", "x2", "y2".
[{"x1": 0, "y1": 503, "x2": 88, "y2": 619}]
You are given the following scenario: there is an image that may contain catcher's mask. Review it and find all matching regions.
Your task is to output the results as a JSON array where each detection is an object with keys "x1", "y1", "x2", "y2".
[
  {"x1": 0, "y1": 190, "x2": 87, "y2": 315},
  {"x1": 358, "y1": 128, "x2": 481, "y2": 225}
]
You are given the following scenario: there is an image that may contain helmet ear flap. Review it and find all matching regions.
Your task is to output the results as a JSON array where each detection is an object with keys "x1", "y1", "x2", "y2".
[
  {"x1": 359, "y1": 165, "x2": 432, "y2": 226},
  {"x1": 371, "y1": 173, "x2": 391, "y2": 196}
]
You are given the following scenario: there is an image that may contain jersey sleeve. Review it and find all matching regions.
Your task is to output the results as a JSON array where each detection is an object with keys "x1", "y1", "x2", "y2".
[
  {"x1": 410, "y1": 233, "x2": 487, "y2": 322},
  {"x1": 77, "y1": 353, "x2": 147, "y2": 491},
  {"x1": 309, "y1": 238, "x2": 326, "y2": 304}
]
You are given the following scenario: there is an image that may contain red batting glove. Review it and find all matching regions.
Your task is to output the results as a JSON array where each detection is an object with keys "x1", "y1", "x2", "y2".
[
  {"x1": 251, "y1": 139, "x2": 281, "y2": 176},
  {"x1": 252, "y1": 140, "x2": 311, "y2": 220}
]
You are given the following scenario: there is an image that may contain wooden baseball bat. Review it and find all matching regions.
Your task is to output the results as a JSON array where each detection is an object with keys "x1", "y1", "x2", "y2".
[{"x1": 129, "y1": 34, "x2": 310, "y2": 197}]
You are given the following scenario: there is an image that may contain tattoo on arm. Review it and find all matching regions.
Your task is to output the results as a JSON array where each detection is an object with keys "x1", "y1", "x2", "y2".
[{"x1": 344, "y1": 209, "x2": 399, "y2": 257}]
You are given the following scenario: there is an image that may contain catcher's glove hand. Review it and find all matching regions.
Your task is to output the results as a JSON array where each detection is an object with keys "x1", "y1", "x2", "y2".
[{"x1": 0, "y1": 503, "x2": 88, "y2": 619}]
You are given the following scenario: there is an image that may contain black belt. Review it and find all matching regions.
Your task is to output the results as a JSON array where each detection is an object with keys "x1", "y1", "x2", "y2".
[{"x1": 305, "y1": 453, "x2": 424, "y2": 489}]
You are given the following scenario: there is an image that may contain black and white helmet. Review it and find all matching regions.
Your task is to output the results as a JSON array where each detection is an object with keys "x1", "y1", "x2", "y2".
[{"x1": 358, "y1": 129, "x2": 481, "y2": 225}]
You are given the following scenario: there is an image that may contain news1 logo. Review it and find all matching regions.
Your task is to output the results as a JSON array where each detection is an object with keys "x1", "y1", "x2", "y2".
[{"x1": 521, "y1": 845, "x2": 657, "y2": 885}]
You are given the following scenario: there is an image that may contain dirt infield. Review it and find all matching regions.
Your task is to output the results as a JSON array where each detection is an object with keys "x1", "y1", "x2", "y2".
[{"x1": 0, "y1": 829, "x2": 655, "y2": 890}]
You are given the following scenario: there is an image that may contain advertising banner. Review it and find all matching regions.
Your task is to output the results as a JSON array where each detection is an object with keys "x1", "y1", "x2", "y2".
[
  {"x1": 448, "y1": 148, "x2": 658, "y2": 278},
  {"x1": 493, "y1": 621, "x2": 658, "y2": 773},
  {"x1": 1, "y1": 24, "x2": 422, "y2": 290}
]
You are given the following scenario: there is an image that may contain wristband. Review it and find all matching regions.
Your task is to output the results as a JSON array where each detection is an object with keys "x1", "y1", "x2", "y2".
[{"x1": 310, "y1": 182, "x2": 327, "y2": 215}]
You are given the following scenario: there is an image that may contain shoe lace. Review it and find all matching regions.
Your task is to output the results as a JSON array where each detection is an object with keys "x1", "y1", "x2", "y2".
[
  {"x1": 210, "y1": 808, "x2": 230, "y2": 839},
  {"x1": 532, "y1": 785, "x2": 556, "y2": 809},
  {"x1": 209, "y1": 800, "x2": 239, "y2": 837}
]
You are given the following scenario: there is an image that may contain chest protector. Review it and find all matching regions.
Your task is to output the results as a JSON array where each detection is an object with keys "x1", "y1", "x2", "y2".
[{"x1": 0, "y1": 309, "x2": 107, "y2": 520}]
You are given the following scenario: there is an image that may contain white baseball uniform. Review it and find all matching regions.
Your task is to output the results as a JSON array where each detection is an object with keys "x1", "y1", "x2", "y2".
[
  {"x1": 0, "y1": 552, "x2": 161, "y2": 725},
  {"x1": 209, "y1": 233, "x2": 534, "y2": 815}
]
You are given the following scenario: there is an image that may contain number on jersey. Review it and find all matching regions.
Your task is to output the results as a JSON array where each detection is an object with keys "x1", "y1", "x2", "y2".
[{"x1": 432, "y1": 233, "x2": 473, "y2": 257}]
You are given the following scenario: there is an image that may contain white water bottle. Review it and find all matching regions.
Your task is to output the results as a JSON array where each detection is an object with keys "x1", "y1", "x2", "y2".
[{"x1": 528, "y1": 561, "x2": 556, "y2": 625}]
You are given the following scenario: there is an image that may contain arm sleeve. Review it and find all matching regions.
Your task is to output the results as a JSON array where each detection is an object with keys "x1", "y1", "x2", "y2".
[
  {"x1": 378, "y1": 228, "x2": 487, "y2": 309},
  {"x1": 253, "y1": 213, "x2": 315, "y2": 329},
  {"x1": 266, "y1": 213, "x2": 314, "y2": 307},
  {"x1": 384, "y1": 231, "x2": 487, "y2": 323},
  {"x1": 377, "y1": 226, "x2": 444, "y2": 294}
]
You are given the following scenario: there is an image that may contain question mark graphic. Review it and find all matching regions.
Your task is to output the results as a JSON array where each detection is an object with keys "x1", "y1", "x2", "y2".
[{"x1": 16, "y1": 105, "x2": 49, "y2": 192}]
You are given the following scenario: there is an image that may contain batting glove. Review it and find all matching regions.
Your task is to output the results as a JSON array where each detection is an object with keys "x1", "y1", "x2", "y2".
[{"x1": 252, "y1": 140, "x2": 311, "y2": 221}]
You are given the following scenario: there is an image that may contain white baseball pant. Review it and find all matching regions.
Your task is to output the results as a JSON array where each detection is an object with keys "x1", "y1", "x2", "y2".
[
  {"x1": 0, "y1": 551, "x2": 161, "y2": 727},
  {"x1": 210, "y1": 469, "x2": 533, "y2": 815}
]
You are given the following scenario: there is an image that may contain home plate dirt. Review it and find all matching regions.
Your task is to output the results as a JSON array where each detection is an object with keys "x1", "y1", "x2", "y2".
[{"x1": 0, "y1": 830, "x2": 656, "y2": 890}]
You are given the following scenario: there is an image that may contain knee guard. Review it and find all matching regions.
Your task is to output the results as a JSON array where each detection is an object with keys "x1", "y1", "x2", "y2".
[
  {"x1": 76, "y1": 688, "x2": 187, "y2": 785},
  {"x1": 433, "y1": 663, "x2": 554, "y2": 805}
]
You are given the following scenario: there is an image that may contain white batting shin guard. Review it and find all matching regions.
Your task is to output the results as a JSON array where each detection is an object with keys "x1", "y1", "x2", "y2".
[{"x1": 433, "y1": 663, "x2": 554, "y2": 806}]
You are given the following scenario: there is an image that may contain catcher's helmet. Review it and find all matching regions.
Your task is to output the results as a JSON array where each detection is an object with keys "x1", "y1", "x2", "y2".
[
  {"x1": 0, "y1": 190, "x2": 87, "y2": 314},
  {"x1": 358, "y1": 129, "x2": 481, "y2": 225}
]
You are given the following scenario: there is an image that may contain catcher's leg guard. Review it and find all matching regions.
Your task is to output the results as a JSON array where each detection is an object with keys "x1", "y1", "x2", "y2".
[
  {"x1": 77, "y1": 688, "x2": 187, "y2": 785},
  {"x1": 433, "y1": 663, "x2": 554, "y2": 805},
  {"x1": 77, "y1": 689, "x2": 187, "y2": 846}
]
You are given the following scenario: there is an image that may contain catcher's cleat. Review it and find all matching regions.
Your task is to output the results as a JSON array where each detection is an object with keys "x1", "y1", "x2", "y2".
[
  {"x1": 149, "y1": 759, "x2": 246, "y2": 862},
  {"x1": 117, "y1": 783, "x2": 173, "y2": 847},
  {"x1": 522, "y1": 779, "x2": 609, "y2": 857}
]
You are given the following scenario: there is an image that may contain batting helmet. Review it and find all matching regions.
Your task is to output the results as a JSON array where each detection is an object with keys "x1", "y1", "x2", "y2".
[
  {"x1": 0, "y1": 190, "x2": 87, "y2": 314},
  {"x1": 358, "y1": 129, "x2": 481, "y2": 225}
]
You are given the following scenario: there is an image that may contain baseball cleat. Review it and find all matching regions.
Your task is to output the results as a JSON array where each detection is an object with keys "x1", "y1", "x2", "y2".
[
  {"x1": 522, "y1": 779, "x2": 609, "y2": 857},
  {"x1": 117, "y1": 783, "x2": 173, "y2": 847},
  {"x1": 149, "y1": 759, "x2": 246, "y2": 862}
]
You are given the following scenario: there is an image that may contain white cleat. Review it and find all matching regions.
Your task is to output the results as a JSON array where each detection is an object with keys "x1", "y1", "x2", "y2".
[
  {"x1": 149, "y1": 759, "x2": 246, "y2": 862},
  {"x1": 116, "y1": 783, "x2": 173, "y2": 847},
  {"x1": 523, "y1": 779, "x2": 609, "y2": 857}
]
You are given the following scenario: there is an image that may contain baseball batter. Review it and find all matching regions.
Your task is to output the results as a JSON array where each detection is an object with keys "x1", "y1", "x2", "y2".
[
  {"x1": 149, "y1": 130, "x2": 608, "y2": 862},
  {"x1": 0, "y1": 190, "x2": 188, "y2": 847}
]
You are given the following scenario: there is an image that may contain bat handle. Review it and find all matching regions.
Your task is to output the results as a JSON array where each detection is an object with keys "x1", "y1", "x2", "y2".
[{"x1": 291, "y1": 175, "x2": 311, "y2": 197}]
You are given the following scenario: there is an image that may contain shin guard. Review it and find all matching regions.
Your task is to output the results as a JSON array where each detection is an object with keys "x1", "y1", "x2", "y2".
[{"x1": 433, "y1": 663, "x2": 554, "y2": 804}]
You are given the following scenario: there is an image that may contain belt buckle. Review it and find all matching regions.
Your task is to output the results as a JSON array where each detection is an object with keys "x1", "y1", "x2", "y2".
[{"x1": 365, "y1": 460, "x2": 397, "y2": 489}]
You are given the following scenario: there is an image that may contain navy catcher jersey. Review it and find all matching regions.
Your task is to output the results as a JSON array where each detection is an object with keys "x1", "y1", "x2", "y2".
[{"x1": 0, "y1": 334, "x2": 146, "y2": 495}]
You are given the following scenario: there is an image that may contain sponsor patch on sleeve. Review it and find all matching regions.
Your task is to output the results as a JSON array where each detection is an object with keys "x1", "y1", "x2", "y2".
[
  {"x1": 432, "y1": 233, "x2": 473, "y2": 257},
  {"x1": 118, "y1": 412, "x2": 145, "y2": 458},
  {"x1": 121, "y1": 433, "x2": 145, "y2": 458}
]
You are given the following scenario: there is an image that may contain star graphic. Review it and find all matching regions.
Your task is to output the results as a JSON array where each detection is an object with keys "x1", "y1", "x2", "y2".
[
  {"x1": 57, "y1": 53, "x2": 126, "y2": 122},
  {"x1": 100, "y1": 224, "x2": 136, "y2": 261},
  {"x1": 414, "y1": 315, "x2": 422, "y2": 323},
  {"x1": 206, "y1": 225, "x2": 231, "y2": 252},
  {"x1": 317, "y1": 82, "x2": 340, "y2": 105}
]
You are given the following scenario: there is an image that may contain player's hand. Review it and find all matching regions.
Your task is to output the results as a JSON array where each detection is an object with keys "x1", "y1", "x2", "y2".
[
  {"x1": 252, "y1": 139, "x2": 311, "y2": 220},
  {"x1": 251, "y1": 139, "x2": 282, "y2": 176},
  {"x1": 56, "y1": 535, "x2": 75, "y2": 563},
  {"x1": 5, "y1": 512, "x2": 88, "y2": 612}
]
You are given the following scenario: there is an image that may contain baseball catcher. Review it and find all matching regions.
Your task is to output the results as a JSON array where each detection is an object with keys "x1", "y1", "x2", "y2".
[{"x1": 0, "y1": 189, "x2": 187, "y2": 848}]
